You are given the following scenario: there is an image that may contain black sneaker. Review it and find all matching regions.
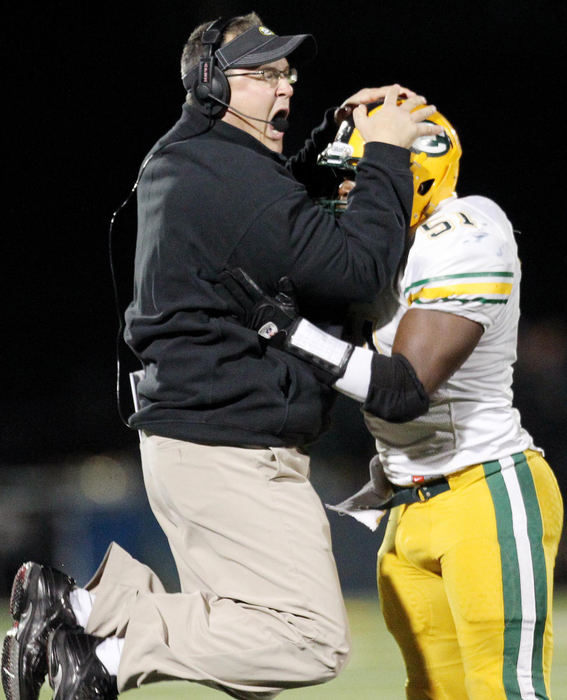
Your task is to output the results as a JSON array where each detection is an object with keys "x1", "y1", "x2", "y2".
[
  {"x1": 1, "y1": 562, "x2": 78, "y2": 700},
  {"x1": 47, "y1": 627, "x2": 118, "y2": 699}
]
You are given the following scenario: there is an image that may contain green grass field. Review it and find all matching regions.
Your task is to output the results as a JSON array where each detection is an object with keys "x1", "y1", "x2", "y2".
[{"x1": 2, "y1": 589, "x2": 566, "y2": 699}]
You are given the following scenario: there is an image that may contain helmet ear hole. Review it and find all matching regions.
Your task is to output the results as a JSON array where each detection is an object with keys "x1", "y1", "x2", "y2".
[{"x1": 418, "y1": 179, "x2": 434, "y2": 196}]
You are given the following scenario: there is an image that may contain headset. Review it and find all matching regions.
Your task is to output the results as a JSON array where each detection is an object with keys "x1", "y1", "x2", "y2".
[
  {"x1": 183, "y1": 17, "x2": 232, "y2": 118},
  {"x1": 181, "y1": 17, "x2": 290, "y2": 131}
]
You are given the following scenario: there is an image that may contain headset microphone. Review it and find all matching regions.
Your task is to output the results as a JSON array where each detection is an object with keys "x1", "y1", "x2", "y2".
[
  {"x1": 208, "y1": 94, "x2": 289, "y2": 132},
  {"x1": 268, "y1": 116, "x2": 290, "y2": 133}
]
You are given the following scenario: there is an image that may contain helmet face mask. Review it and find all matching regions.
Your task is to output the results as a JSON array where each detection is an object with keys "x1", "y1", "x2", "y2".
[{"x1": 317, "y1": 103, "x2": 462, "y2": 226}]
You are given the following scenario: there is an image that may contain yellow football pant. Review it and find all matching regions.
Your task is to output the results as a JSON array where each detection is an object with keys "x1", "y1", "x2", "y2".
[{"x1": 377, "y1": 450, "x2": 563, "y2": 699}]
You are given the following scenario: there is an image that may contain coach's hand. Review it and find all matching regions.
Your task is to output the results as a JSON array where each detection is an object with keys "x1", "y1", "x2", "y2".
[
  {"x1": 334, "y1": 84, "x2": 417, "y2": 124},
  {"x1": 221, "y1": 268, "x2": 299, "y2": 340},
  {"x1": 356, "y1": 85, "x2": 443, "y2": 149},
  {"x1": 336, "y1": 84, "x2": 443, "y2": 150}
]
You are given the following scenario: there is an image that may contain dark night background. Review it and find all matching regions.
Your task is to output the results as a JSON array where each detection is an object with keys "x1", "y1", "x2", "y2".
[{"x1": 3, "y1": 0, "x2": 566, "y2": 590}]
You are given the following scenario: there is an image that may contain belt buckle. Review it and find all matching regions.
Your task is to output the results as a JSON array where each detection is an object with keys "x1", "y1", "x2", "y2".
[{"x1": 413, "y1": 483, "x2": 432, "y2": 502}]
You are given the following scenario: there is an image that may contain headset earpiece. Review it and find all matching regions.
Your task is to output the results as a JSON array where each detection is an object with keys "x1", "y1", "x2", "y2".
[{"x1": 192, "y1": 17, "x2": 231, "y2": 118}]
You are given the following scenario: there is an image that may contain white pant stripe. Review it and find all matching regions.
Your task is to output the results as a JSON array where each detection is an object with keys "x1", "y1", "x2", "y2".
[{"x1": 501, "y1": 456, "x2": 537, "y2": 699}]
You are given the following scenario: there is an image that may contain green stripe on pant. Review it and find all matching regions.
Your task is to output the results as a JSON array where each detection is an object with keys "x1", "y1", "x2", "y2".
[{"x1": 484, "y1": 453, "x2": 550, "y2": 699}]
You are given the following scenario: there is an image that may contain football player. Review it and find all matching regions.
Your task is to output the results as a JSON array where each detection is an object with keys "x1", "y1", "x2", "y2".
[{"x1": 221, "y1": 104, "x2": 564, "y2": 699}]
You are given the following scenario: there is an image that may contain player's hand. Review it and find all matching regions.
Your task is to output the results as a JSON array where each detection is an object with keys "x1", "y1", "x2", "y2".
[
  {"x1": 221, "y1": 268, "x2": 299, "y2": 339},
  {"x1": 222, "y1": 268, "x2": 352, "y2": 383},
  {"x1": 352, "y1": 84, "x2": 443, "y2": 149},
  {"x1": 334, "y1": 84, "x2": 417, "y2": 124}
]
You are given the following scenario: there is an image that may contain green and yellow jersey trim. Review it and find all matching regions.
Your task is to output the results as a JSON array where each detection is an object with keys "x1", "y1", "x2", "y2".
[{"x1": 405, "y1": 271, "x2": 514, "y2": 306}]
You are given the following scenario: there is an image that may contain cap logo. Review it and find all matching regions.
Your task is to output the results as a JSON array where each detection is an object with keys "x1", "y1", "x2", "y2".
[{"x1": 258, "y1": 26, "x2": 275, "y2": 36}]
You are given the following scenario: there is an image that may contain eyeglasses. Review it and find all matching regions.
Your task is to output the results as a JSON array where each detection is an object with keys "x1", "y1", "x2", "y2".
[{"x1": 225, "y1": 67, "x2": 298, "y2": 87}]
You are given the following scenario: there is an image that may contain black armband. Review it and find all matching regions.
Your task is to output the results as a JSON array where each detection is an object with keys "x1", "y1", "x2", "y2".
[{"x1": 362, "y1": 353, "x2": 429, "y2": 422}]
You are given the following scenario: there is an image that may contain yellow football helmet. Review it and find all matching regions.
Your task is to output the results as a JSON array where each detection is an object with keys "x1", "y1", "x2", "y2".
[{"x1": 318, "y1": 104, "x2": 462, "y2": 227}]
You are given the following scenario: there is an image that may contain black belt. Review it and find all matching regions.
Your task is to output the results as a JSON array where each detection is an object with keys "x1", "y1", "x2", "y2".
[{"x1": 381, "y1": 476, "x2": 451, "y2": 509}]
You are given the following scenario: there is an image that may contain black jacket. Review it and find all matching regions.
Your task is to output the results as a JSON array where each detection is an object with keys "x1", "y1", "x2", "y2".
[{"x1": 124, "y1": 104, "x2": 412, "y2": 447}]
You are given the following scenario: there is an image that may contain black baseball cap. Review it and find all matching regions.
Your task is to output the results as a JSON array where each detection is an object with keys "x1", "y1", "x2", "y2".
[
  {"x1": 182, "y1": 24, "x2": 316, "y2": 93},
  {"x1": 216, "y1": 24, "x2": 316, "y2": 69}
]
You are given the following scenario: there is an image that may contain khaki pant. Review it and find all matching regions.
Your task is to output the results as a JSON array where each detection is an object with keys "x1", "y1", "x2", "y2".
[{"x1": 84, "y1": 434, "x2": 350, "y2": 697}]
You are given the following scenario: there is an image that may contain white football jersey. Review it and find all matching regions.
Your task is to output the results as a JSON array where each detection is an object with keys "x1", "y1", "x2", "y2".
[{"x1": 363, "y1": 195, "x2": 538, "y2": 485}]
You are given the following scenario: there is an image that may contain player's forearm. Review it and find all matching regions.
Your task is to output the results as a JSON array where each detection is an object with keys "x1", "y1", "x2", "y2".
[{"x1": 284, "y1": 318, "x2": 429, "y2": 422}]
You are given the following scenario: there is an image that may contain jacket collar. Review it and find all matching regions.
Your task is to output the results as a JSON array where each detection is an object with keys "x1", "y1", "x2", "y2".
[{"x1": 162, "y1": 103, "x2": 286, "y2": 163}]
